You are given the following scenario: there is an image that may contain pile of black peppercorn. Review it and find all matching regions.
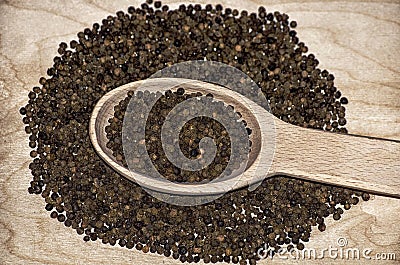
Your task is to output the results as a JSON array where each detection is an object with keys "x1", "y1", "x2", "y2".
[
  {"x1": 20, "y1": 1, "x2": 371, "y2": 264},
  {"x1": 106, "y1": 88, "x2": 252, "y2": 183}
]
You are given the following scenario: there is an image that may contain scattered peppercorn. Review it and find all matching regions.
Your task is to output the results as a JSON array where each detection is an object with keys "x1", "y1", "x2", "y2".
[{"x1": 20, "y1": 1, "x2": 368, "y2": 264}]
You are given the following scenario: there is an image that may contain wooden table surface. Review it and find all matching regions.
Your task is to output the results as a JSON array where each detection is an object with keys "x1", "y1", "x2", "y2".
[{"x1": 0, "y1": 0, "x2": 399, "y2": 264}]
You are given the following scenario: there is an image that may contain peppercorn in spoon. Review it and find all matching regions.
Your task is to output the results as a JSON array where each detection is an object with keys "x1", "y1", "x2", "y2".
[{"x1": 90, "y1": 78, "x2": 400, "y2": 198}]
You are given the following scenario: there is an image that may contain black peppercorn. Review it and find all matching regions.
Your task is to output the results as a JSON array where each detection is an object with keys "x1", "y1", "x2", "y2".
[{"x1": 340, "y1": 97, "x2": 348, "y2": 104}]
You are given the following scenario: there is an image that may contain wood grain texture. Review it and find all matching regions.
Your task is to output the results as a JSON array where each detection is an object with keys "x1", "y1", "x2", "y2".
[{"x1": 0, "y1": 0, "x2": 399, "y2": 264}]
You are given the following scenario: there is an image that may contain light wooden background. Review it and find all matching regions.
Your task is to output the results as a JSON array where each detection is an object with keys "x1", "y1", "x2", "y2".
[{"x1": 0, "y1": 0, "x2": 399, "y2": 264}]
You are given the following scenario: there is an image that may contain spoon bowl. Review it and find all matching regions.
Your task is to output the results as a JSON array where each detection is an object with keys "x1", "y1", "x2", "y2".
[{"x1": 90, "y1": 78, "x2": 271, "y2": 195}]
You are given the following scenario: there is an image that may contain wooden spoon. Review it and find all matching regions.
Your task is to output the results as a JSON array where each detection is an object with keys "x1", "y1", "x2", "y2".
[{"x1": 90, "y1": 78, "x2": 400, "y2": 198}]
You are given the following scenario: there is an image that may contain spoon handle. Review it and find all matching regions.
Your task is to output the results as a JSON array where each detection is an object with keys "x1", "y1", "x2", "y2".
[{"x1": 270, "y1": 120, "x2": 400, "y2": 198}]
